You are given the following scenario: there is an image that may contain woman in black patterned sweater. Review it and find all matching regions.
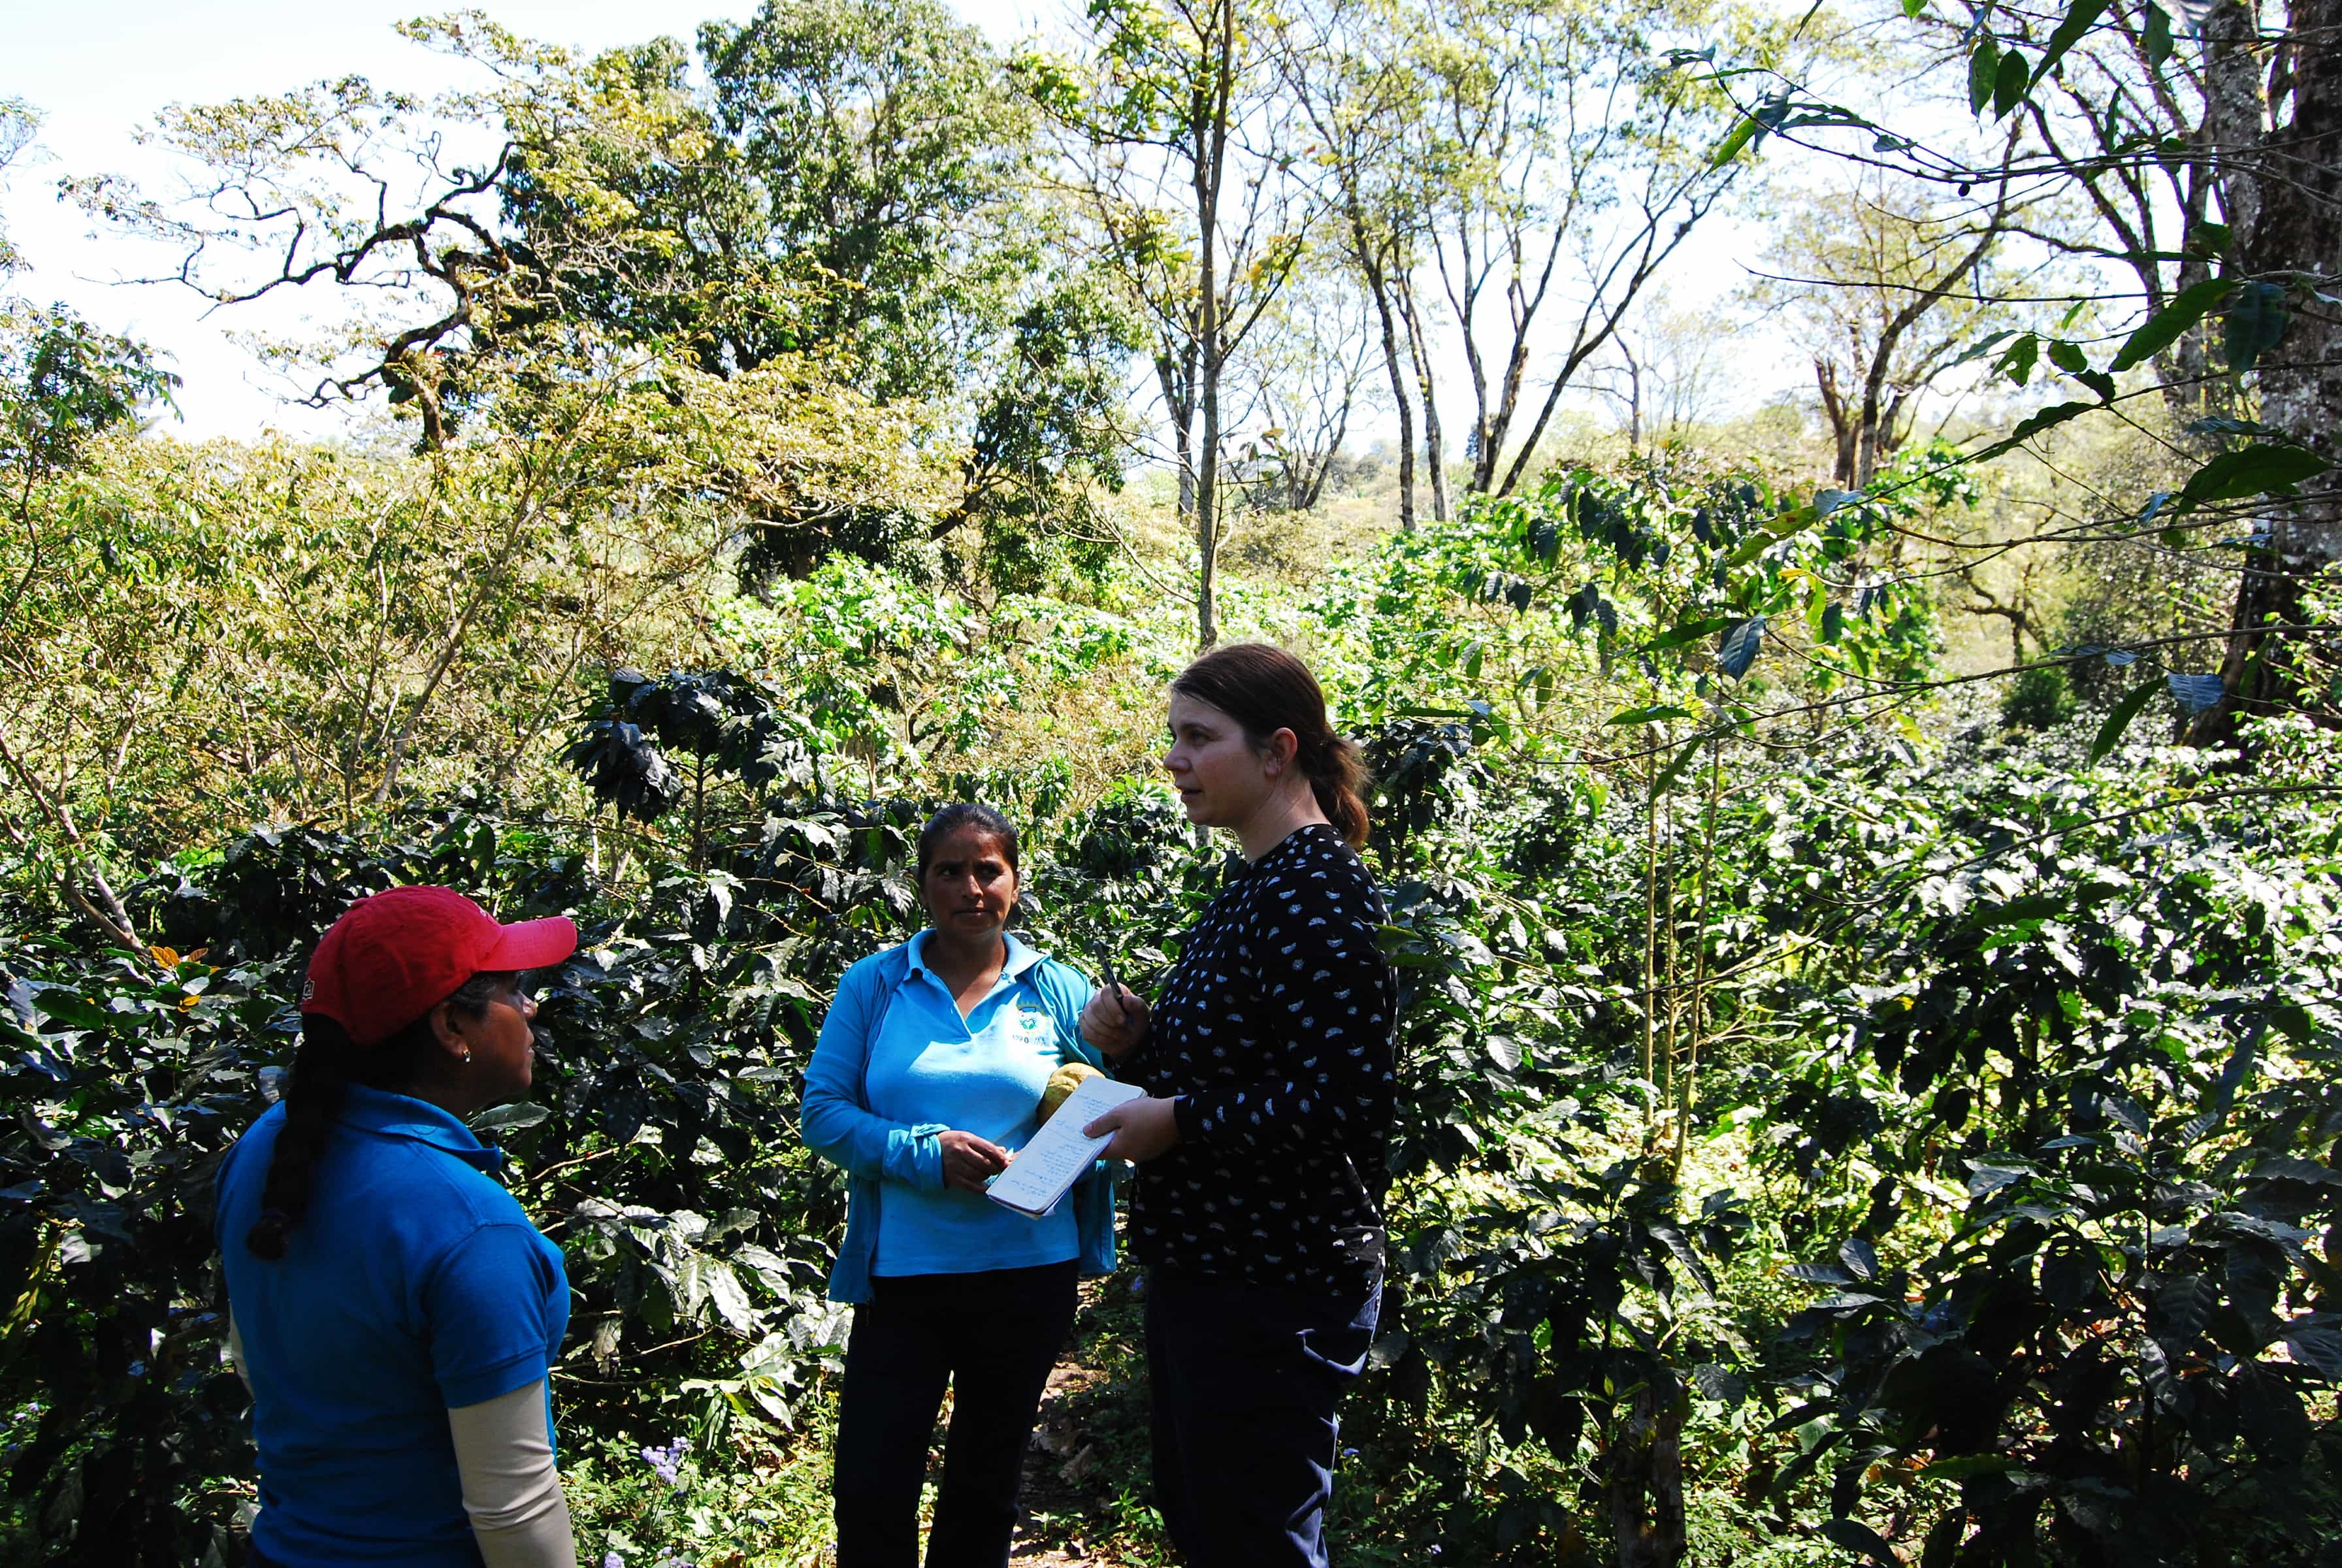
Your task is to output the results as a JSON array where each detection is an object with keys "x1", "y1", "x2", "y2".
[{"x1": 1081, "y1": 643, "x2": 1397, "y2": 1568}]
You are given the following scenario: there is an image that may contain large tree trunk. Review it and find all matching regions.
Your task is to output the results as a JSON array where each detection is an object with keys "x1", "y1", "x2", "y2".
[
  {"x1": 2193, "y1": 0, "x2": 2342, "y2": 745},
  {"x1": 1604, "y1": 1375, "x2": 1687, "y2": 1568}
]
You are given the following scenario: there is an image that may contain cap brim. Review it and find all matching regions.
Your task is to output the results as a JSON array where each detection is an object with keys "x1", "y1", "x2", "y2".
[{"x1": 483, "y1": 915, "x2": 580, "y2": 973}]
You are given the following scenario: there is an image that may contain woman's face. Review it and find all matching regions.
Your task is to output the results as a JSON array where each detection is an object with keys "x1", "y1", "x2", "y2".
[
  {"x1": 920, "y1": 825, "x2": 1019, "y2": 945},
  {"x1": 460, "y1": 977, "x2": 540, "y2": 1102},
  {"x1": 1163, "y1": 692, "x2": 1276, "y2": 830}
]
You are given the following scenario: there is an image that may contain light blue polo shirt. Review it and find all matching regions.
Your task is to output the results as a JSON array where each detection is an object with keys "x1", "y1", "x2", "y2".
[
  {"x1": 862, "y1": 931, "x2": 1082, "y2": 1276},
  {"x1": 216, "y1": 1084, "x2": 570, "y2": 1568}
]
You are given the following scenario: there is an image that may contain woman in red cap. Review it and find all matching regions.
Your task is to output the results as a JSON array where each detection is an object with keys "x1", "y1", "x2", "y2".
[{"x1": 214, "y1": 885, "x2": 583, "y2": 1568}]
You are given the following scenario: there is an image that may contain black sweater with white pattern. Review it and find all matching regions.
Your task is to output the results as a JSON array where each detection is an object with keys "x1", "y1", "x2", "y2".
[{"x1": 1128, "y1": 823, "x2": 1397, "y2": 1297}]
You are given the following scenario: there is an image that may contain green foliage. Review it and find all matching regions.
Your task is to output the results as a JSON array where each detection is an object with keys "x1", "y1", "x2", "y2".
[
  {"x1": 1998, "y1": 664, "x2": 2074, "y2": 730},
  {"x1": 1746, "y1": 728, "x2": 2342, "y2": 1563},
  {"x1": 5, "y1": 451, "x2": 2342, "y2": 1567},
  {"x1": 561, "y1": 1421, "x2": 838, "y2": 1567},
  {"x1": 0, "y1": 924, "x2": 276, "y2": 1565},
  {"x1": 498, "y1": 0, "x2": 1139, "y2": 587},
  {"x1": 73, "y1": 5, "x2": 1129, "y2": 590},
  {"x1": 1, "y1": 795, "x2": 886, "y2": 1561},
  {"x1": 1308, "y1": 451, "x2": 1952, "y2": 753},
  {"x1": 0, "y1": 305, "x2": 176, "y2": 482}
]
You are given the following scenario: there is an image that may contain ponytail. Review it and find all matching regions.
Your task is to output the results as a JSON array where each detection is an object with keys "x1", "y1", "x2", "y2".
[
  {"x1": 1303, "y1": 733, "x2": 1372, "y2": 849},
  {"x1": 1171, "y1": 643, "x2": 1373, "y2": 849},
  {"x1": 244, "y1": 970, "x2": 516, "y2": 1260}
]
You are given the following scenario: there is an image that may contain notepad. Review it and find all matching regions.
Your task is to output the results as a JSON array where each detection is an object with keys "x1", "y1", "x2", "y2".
[{"x1": 986, "y1": 1075, "x2": 1146, "y2": 1218}]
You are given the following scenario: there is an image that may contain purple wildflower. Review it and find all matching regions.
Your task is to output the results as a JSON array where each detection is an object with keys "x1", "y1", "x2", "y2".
[{"x1": 639, "y1": 1437, "x2": 691, "y2": 1490}]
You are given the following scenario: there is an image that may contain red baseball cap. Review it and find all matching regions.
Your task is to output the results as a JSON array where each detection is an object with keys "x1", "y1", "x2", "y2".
[{"x1": 299, "y1": 886, "x2": 579, "y2": 1047}]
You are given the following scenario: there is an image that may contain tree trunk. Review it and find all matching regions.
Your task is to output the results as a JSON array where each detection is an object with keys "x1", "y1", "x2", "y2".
[
  {"x1": 1619, "y1": 338, "x2": 1644, "y2": 453},
  {"x1": 1390, "y1": 335, "x2": 1418, "y2": 533},
  {"x1": 1192, "y1": 7, "x2": 1234, "y2": 652},
  {"x1": 1157, "y1": 346, "x2": 1199, "y2": 523},
  {"x1": 2193, "y1": 0, "x2": 2341, "y2": 745},
  {"x1": 1400, "y1": 274, "x2": 1450, "y2": 523},
  {"x1": 1604, "y1": 1375, "x2": 1687, "y2": 1568},
  {"x1": 1817, "y1": 359, "x2": 1857, "y2": 487},
  {"x1": 1197, "y1": 365, "x2": 1220, "y2": 650},
  {"x1": 1352, "y1": 215, "x2": 1416, "y2": 532},
  {"x1": 1857, "y1": 387, "x2": 1911, "y2": 488},
  {"x1": 1856, "y1": 335, "x2": 1901, "y2": 487}
]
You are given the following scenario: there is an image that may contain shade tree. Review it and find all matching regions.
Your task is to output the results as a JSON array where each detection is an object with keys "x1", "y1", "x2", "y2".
[
  {"x1": 72, "y1": 8, "x2": 1137, "y2": 593},
  {"x1": 1687, "y1": 0, "x2": 2337, "y2": 755},
  {"x1": 1752, "y1": 160, "x2": 2048, "y2": 487},
  {"x1": 1584, "y1": 286, "x2": 1740, "y2": 449},
  {"x1": 1019, "y1": 0, "x2": 1323, "y2": 648},
  {"x1": 1225, "y1": 261, "x2": 1384, "y2": 515}
]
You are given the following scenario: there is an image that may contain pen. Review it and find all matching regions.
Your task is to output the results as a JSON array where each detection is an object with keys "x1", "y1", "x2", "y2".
[{"x1": 1090, "y1": 939, "x2": 1132, "y2": 1020}]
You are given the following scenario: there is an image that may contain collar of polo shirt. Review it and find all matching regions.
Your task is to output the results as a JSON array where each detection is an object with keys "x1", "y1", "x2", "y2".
[
  {"x1": 905, "y1": 928, "x2": 1044, "y2": 982},
  {"x1": 333, "y1": 1081, "x2": 506, "y2": 1171}
]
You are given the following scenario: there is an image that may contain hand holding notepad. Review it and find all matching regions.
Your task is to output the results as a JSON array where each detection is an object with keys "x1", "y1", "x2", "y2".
[{"x1": 986, "y1": 1075, "x2": 1145, "y2": 1218}]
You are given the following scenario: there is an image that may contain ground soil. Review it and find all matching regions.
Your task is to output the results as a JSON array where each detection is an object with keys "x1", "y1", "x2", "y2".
[{"x1": 1004, "y1": 1277, "x2": 1158, "y2": 1567}]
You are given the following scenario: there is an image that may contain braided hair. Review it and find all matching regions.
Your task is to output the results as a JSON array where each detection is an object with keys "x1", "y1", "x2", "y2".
[{"x1": 244, "y1": 970, "x2": 516, "y2": 1261}]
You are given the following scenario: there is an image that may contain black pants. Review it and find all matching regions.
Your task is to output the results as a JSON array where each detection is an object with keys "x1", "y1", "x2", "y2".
[
  {"x1": 833, "y1": 1260, "x2": 1079, "y2": 1568},
  {"x1": 1145, "y1": 1266, "x2": 1381, "y2": 1568}
]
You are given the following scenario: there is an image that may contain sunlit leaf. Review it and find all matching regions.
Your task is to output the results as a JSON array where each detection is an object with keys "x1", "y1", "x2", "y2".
[
  {"x1": 1992, "y1": 47, "x2": 2029, "y2": 119},
  {"x1": 2032, "y1": 0, "x2": 2113, "y2": 87},
  {"x1": 2172, "y1": 442, "x2": 2330, "y2": 514},
  {"x1": 1970, "y1": 38, "x2": 2000, "y2": 113}
]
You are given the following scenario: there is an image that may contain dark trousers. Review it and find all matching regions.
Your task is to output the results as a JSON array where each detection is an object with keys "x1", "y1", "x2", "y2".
[
  {"x1": 833, "y1": 1260, "x2": 1079, "y2": 1568},
  {"x1": 1145, "y1": 1266, "x2": 1381, "y2": 1568}
]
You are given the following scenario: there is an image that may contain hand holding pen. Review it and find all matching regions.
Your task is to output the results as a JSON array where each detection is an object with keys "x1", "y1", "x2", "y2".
[{"x1": 1081, "y1": 940, "x2": 1151, "y2": 1058}]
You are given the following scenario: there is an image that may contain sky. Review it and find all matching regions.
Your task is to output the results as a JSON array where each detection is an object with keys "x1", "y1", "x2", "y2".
[{"x1": 0, "y1": 0, "x2": 1790, "y2": 446}]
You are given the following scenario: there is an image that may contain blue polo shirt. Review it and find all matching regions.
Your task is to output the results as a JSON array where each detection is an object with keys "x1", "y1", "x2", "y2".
[
  {"x1": 216, "y1": 1085, "x2": 570, "y2": 1568},
  {"x1": 860, "y1": 931, "x2": 1082, "y2": 1276}
]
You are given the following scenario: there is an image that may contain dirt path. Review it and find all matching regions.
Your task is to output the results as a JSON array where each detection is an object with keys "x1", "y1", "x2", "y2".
[{"x1": 1005, "y1": 1282, "x2": 1157, "y2": 1567}]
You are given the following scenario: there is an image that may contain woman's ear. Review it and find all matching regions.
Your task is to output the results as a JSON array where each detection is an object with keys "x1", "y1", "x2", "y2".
[
  {"x1": 1261, "y1": 727, "x2": 1301, "y2": 777},
  {"x1": 425, "y1": 999, "x2": 471, "y2": 1061}
]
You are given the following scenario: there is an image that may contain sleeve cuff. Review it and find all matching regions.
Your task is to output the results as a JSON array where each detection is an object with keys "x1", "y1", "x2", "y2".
[
  {"x1": 909, "y1": 1123, "x2": 949, "y2": 1191},
  {"x1": 1172, "y1": 1094, "x2": 1206, "y2": 1146}
]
